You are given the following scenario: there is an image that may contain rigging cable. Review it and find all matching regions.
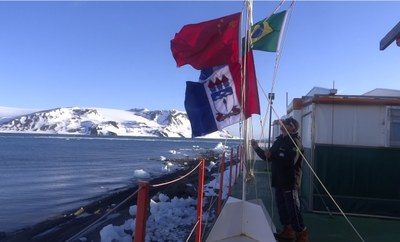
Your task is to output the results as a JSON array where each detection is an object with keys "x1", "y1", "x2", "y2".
[
  {"x1": 257, "y1": 0, "x2": 295, "y2": 142},
  {"x1": 253, "y1": 1, "x2": 365, "y2": 240},
  {"x1": 254, "y1": 0, "x2": 296, "y2": 220},
  {"x1": 257, "y1": 1, "x2": 365, "y2": 238}
]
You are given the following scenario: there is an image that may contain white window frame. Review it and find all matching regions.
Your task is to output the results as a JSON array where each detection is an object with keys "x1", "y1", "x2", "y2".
[{"x1": 387, "y1": 106, "x2": 400, "y2": 147}]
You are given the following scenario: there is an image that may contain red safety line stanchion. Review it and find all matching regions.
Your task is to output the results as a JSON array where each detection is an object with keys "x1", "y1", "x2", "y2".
[
  {"x1": 240, "y1": 145, "x2": 244, "y2": 173},
  {"x1": 133, "y1": 182, "x2": 150, "y2": 242},
  {"x1": 195, "y1": 159, "x2": 205, "y2": 242},
  {"x1": 235, "y1": 146, "x2": 239, "y2": 183},
  {"x1": 217, "y1": 152, "x2": 225, "y2": 215},
  {"x1": 228, "y1": 147, "x2": 233, "y2": 196}
]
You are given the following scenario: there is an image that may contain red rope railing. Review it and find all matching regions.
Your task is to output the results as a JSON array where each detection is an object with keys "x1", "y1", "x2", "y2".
[
  {"x1": 133, "y1": 146, "x2": 242, "y2": 242},
  {"x1": 133, "y1": 182, "x2": 149, "y2": 242},
  {"x1": 217, "y1": 152, "x2": 225, "y2": 215},
  {"x1": 228, "y1": 147, "x2": 233, "y2": 196},
  {"x1": 195, "y1": 159, "x2": 205, "y2": 242}
]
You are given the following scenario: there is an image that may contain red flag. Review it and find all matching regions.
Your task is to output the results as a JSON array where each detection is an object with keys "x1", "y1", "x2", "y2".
[
  {"x1": 230, "y1": 50, "x2": 260, "y2": 118},
  {"x1": 171, "y1": 12, "x2": 241, "y2": 70}
]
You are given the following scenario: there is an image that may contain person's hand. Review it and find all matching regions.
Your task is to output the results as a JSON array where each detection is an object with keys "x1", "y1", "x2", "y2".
[
  {"x1": 265, "y1": 149, "x2": 271, "y2": 159},
  {"x1": 251, "y1": 139, "x2": 258, "y2": 149}
]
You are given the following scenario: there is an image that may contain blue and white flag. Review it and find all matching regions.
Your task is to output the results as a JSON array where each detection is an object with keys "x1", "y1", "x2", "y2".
[{"x1": 185, "y1": 65, "x2": 241, "y2": 137}]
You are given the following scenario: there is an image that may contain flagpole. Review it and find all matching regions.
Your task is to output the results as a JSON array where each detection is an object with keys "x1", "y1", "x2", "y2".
[{"x1": 241, "y1": 0, "x2": 254, "y2": 202}]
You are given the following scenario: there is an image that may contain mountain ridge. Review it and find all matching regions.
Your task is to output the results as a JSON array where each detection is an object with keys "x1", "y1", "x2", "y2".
[{"x1": 0, "y1": 106, "x2": 235, "y2": 139}]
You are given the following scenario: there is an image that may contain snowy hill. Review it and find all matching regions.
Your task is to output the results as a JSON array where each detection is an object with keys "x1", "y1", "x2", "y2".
[{"x1": 0, "y1": 106, "x2": 235, "y2": 139}]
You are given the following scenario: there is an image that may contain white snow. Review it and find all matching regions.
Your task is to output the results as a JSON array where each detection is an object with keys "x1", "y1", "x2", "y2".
[
  {"x1": 94, "y1": 145, "x2": 238, "y2": 242},
  {"x1": 214, "y1": 142, "x2": 229, "y2": 153},
  {"x1": 97, "y1": 108, "x2": 156, "y2": 125},
  {"x1": 0, "y1": 106, "x2": 236, "y2": 139},
  {"x1": 0, "y1": 106, "x2": 38, "y2": 120},
  {"x1": 133, "y1": 169, "x2": 151, "y2": 179}
]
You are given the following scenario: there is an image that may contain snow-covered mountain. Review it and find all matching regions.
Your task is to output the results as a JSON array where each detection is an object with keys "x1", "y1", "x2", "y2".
[{"x1": 0, "y1": 106, "x2": 235, "y2": 139}]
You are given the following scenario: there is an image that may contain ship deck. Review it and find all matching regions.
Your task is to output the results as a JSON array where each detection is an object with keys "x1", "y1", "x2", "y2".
[{"x1": 230, "y1": 160, "x2": 400, "y2": 242}]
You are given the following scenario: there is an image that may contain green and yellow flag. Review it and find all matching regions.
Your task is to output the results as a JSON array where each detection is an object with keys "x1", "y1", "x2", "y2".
[{"x1": 251, "y1": 10, "x2": 287, "y2": 52}]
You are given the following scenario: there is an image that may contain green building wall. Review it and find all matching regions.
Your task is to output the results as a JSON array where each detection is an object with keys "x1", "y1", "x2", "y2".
[{"x1": 303, "y1": 144, "x2": 400, "y2": 218}]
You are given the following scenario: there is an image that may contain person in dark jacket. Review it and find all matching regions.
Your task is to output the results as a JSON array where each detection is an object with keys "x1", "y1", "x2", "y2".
[{"x1": 251, "y1": 117, "x2": 309, "y2": 242}]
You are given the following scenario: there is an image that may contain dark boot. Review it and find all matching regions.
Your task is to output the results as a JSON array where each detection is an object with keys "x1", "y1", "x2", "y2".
[
  {"x1": 295, "y1": 228, "x2": 309, "y2": 242},
  {"x1": 277, "y1": 224, "x2": 295, "y2": 240}
]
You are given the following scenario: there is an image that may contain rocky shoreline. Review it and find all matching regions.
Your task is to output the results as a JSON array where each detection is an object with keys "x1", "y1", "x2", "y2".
[{"x1": 0, "y1": 154, "x2": 222, "y2": 242}]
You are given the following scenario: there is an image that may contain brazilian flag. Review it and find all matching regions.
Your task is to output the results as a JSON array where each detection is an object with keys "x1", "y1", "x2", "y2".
[{"x1": 251, "y1": 10, "x2": 287, "y2": 52}]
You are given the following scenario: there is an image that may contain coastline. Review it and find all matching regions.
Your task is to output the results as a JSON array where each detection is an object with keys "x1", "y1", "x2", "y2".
[{"x1": 0, "y1": 156, "x2": 220, "y2": 242}]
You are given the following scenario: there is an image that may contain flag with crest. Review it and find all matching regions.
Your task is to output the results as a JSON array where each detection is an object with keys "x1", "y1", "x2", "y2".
[{"x1": 185, "y1": 50, "x2": 260, "y2": 137}]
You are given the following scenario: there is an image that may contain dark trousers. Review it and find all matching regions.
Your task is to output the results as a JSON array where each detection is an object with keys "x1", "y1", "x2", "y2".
[{"x1": 275, "y1": 188, "x2": 305, "y2": 232}]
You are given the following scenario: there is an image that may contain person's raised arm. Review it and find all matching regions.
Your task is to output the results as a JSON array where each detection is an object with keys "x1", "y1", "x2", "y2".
[{"x1": 251, "y1": 139, "x2": 267, "y2": 161}]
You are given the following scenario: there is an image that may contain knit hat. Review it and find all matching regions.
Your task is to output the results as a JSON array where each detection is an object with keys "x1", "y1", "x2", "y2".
[{"x1": 283, "y1": 117, "x2": 299, "y2": 132}]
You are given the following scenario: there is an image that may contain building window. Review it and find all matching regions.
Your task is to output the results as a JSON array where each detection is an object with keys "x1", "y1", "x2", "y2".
[{"x1": 389, "y1": 107, "x2": 400, "y2": 147}]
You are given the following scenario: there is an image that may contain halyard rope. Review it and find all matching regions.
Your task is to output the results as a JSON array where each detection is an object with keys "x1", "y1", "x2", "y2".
[{"x1": 185, "y1": 220, "x2": 199, "y2": 242}]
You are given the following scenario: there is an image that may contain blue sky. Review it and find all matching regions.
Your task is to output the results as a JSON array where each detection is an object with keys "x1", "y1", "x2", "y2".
[{"x1": 0, "y1": 1, "x2": 399, "y2": 137}]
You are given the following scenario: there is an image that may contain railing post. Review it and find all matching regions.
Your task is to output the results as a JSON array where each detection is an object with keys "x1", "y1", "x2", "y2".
[
  {"x1": 217, "y1": 152, "x2": 225, "y2": 215},
  {"x1": 228, "y1": 147, "x2": 233, "y2": 196},
  {"x1": 195, "y1": 159, "x2": 205, "y2": 242},
  {"x1": 133, "y1": 182, "x2": 150, "y2": 242},
  {"x1": 235, "y1": 146, "x2": 239, "y2": 182},
  {"x1": 240, "y1": 145, "x2": 244, "y2": 173}
]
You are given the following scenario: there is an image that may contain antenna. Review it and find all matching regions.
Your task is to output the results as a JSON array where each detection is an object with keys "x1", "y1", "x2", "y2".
[
  {"x1": 286, "y1": 92, "x2": 288, "y2": 109},
  {"x1": 329, "y1": 80, "x2": 337, "y2": 96}
]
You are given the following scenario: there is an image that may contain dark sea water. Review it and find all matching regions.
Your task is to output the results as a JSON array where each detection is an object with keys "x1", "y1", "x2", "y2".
[{"x1": 0, "y1": 133, "x2": 240, "y2": 233}]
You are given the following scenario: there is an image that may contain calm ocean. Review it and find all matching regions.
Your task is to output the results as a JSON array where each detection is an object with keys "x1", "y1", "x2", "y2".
[{"x1": 0, "y1": 133, "x2": 240, "y2": 233}]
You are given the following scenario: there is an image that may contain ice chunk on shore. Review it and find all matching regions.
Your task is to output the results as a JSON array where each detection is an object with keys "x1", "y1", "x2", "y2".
[
  {"x1": 213, "y1": 142, "x2": 228, "y2": 154},
  {"x1": 133, "y1": 169, "x2": 150, "y2": 179},
  {"x1": 207, "y1": 161, "x2": 217, "y2": 172}
]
